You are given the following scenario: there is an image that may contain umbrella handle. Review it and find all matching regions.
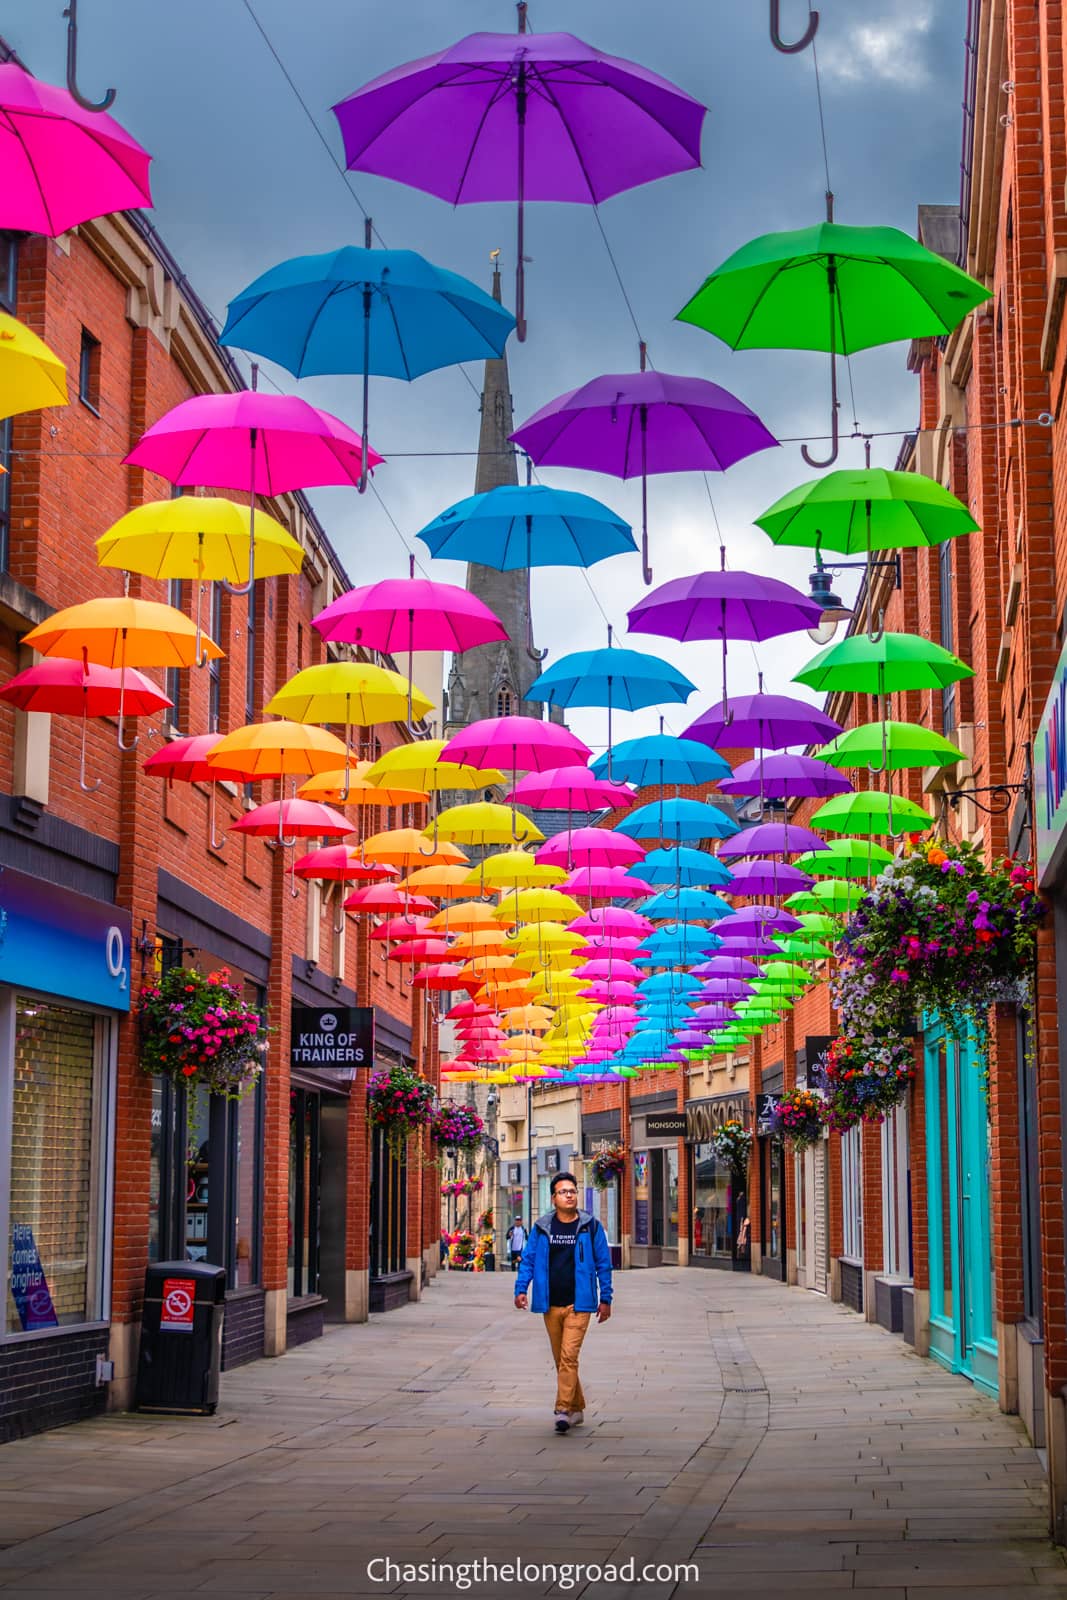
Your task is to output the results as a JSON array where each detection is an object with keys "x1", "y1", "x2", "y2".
[
  {"x1": 801, "y1": 353, "x2": 840, "y2": 470},
  {"x1": 115, "y1": 664, "x2": 139, "y2": 752},
  {"x1": 64, "y1": 0, "x2": 116, "y2": 111},
  {"x1": 78, "y1": 712, "x2": 103, "y2": 794},
  {"x1": 208, "y1": 782, "x2": 227, "y2": 851},
  {"x1": 770, "y1": 0, "x2": 819, "y2": 53},
  {"x1": 865, "y1": 716, "x2": 890, "y2": 777},
  {"x1": 419, "y1": 808, "x2": 441, "y2": 857}
]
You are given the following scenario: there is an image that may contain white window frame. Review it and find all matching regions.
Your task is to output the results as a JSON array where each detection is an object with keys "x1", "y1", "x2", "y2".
[
  {"x1": 841, "y1": 1123, "x2": 863, "y2": 1262},
  {"x1": 880, "y1": 1102, "x2": 912, "y2": 1279},
  {"x1": 0, "y1": 986, "x2": 117, "y2": 1342}
]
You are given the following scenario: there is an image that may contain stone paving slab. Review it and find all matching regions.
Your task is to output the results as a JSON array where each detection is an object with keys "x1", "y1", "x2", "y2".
[{"x1": 0, "y1": 1269, "x2": 1061, "y2": 1598}]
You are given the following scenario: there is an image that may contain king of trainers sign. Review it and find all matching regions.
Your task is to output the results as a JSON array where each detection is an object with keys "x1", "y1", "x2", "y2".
[{"x1": 290, "y1": 1005, "x2": 374, "y2": 1076}]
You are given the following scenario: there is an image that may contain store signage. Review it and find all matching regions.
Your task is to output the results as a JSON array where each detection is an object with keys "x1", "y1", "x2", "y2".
[
  {"x1": 1037, "y1": 644, "x2": 1067, "y2": 885},
  {"x1": 645, "y1": 1112, "x2": 686, "y2": 1138},
  {"x1": 290, "y1": 1005, "x2": 374, "y2": 1074},
  {"x1": 633, "y1": 1150, "x2": 650, "y2": 1246},
  {"x1": 507, "y1": 1162, "x2": 522, "y2": 1184},
  {"x1": 160, "y1": 1278, "x2": 196, "y2": 1333},
  {"x1": 9, "y1": 1224, "x2": 58, "y2": 1332},
  {"x1": 545, "y1": 1148, "x2": 561, "y2": 1173},
  {"x1": 686, "y1": 1095, "x2": 750, "y2": 1145},
  {"x1": 0, "y1": 867, "x2": 132, "y2": 1011},
  {"x1": 755, "y1": 1093, "x2": 781, "y2": 1136}
]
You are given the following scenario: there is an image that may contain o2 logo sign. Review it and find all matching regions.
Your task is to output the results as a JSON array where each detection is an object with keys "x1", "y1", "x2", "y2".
[{"x1": 105, "y1": 925, "x2": 128, "y2": 991}]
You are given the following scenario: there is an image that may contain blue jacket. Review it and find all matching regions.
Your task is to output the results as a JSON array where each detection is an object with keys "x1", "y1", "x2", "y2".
[{"x1": 515, "y1": 1209, "x2": 613, "y2": 1314}]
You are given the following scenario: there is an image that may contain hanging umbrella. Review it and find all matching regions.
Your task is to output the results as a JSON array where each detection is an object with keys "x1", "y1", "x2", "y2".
[
  {"x1": 443, "y1": 716, "x2": 590, "y2": 775},
  {"x1": 718, "y1": 753, "x2": 852, "y2": 799},
  {"x1": 364, "y1": 739, "x2": 506, "y2": 792},
  {"x1": 332, "y1": 17, "x2": 706, "y2": 341},
  {"x1": 509, "y1": 766, "x2": 635, "y2": 813},
  {"x1": 221, "y1": 244, "x2": 515, "y2": 489},
  {"x1": 512, "y1": 367, "x2": 776, "y2": 583},
  {"x1": 810, "y1": 791, "x2": 933, "y2": 837},
  {"x1": 143, "y1": 731, "x2": 250, "y2": 849},
  {"x1": 297, "y1": 763, "x2": 428, "y2": 808},
  {"x1": 22, "y1": 596, "x2": 222, "y2": 752},
  {"x1": 633, "y1": 847, "x2": 733, "y2": 888},
  {"x1": 718, "y1": 822, "x2": 828, "y2": 859},
  {"x1": 344, "y1": 884, "x2": 436, "y2": 914},
  {"x1": 470, "y1": 851, "x2": 566, "y2": 890},
  {"x1": 431, "y1": 802, "x2": 543, "y2": 847},
  {"x1": 565, "y1": 865, "x2": 652, "y2": 901},
  {"x1": 676, "y1": 216, "x2": 990, "y2": 466},
  {"x1": 400, "y1": 864, "x2": 478, "y2": 899},
  {"x1": 638, "y1": 888, "x2": 732, "y2": 921},
  {"x1": 538, "y1": 828, "x2": 646, "y2": 868},
  {"x1": 691, "y1": 955, "x2": 762, "y2": 979},
  {"x1": 231, "y1": 799, "x2": 352, "y2": 838},
  {"x1": 526, "y1": 634, "x2": 696, "y2": 771},
  {"x1": 569, "y1": 908, "x2": 653, "y2": 935},
  {"x1": 590, "y1": 731, "x2": 731, "y2": 786},
  {"x1": 293, "y1": 845, "x2": 397, "y2": 883},
  {"x1": 1, "y1": 658, "x2": 170, "y2": 793},
  {"x1": 494, "y1": 888, "x2": 583, "y2": 924},
  {"x1": 815, "y1": 720, "x2": 966, "y2": 773},
  {"x1": 428, "y1": 902, "x2": 512, "y2": 934},
  {"x1": 362, "y1": 828, "x2": 468, "y2": 869},
  {"x1": 794, "y1": 631, "x2": 975, "y2": 696},
  {"x1": 724, "y1": 860, "x2": 813, "y2": 898},
  {"x1": 616, "y1": 798, "x2": 739, "y2": 843},
  {"x1": 205, "y1": 720, "x2": 348, "y2": 779},
  {"x1": 685, "y1": 691, "x2": 841, "y2": 751},
  {"x1": 0, "y1": 61, "x2": 153, "y2": 236},
  {"x1": 417, "y1": 483, "x2": 636, "y2": 571},
  {"x1": 267, "y1": 661, "x2": 433, "y2": 799},
  {"x1": 125, "y1": 392, "x2": 383, "y2": 595},
  {"x1": 627, "y1": 564, "x2": 823, "y2": 711},
  {"x1": 714, "y1": 907, "x2": 803, "y2": 936},
  {"x1": 0, "y1": 311, "x2": 68, "y2": 421}
]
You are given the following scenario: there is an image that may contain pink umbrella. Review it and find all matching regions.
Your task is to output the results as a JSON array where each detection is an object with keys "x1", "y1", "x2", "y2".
[
  {"x1": 2, "y1": 658, "x2": 170, "y2": 793},
  {"x1": 442, "y1": 716, "x2": 592, "y2": 842},
  {"x1": 579, "y1": 981, "x2": 641, "y2": 1005},
  {"x1": 538, "y1": 827, "x2": 645, "y2": 868},
  {"x1": 387, "y1": 939, "x2": 452, "y2": 964},
  {"x1": 448, "y1": 1000, "x2": 495, "y2": 1019},
  {"x1": 579, "y1": 933, "x2": 643, "y2": 956},
  {"x1": 231, "y1": 799, "x2": 352, "y2": 838},
  {"x1": 369, "y1": 915, "x2": 433, "y2": 941},
  {"x1": 577, "y1": 959, "x2": 642, "y2": 983},
  {"x1": 509, "y1": 766, "x2": 636, "y2": 811},
  {"x1": 569, "y1": 908, "x2": 653, "y2": 935},
  {"x1": 143, "y1": 732, "x2": 250, "y2": 849},
  {"x1": 345, "y1": 885, "x2": 436, "y2": 914},
  {"x1": 412, "y1": 963, "x2": 470, "y2": 991},
  {"x1": 0, "y1": 61, "x2": 153, "y2": 236},
  {"x1": 125, "y1": 392, "x2": 384, "y2": 595},
  {"x1": 293, "y1": 846, "x2": 396, "y2": 883},
  {"x1": 565, "y1": 865, "x2": 651, "y2": 901}
]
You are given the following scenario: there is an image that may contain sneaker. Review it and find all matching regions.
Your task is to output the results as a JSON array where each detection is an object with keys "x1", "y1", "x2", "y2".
[
  {"x1": 554, "y1": 1412, "x2": 570, "y2": 1433},
  {"x1": 569, "y1": 1411, "x2": 584, "y2": 1427}
]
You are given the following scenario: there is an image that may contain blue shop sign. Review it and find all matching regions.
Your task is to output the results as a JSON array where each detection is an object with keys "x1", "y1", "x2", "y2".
[{"x1": 0, "y1": 866, "x2": 132, "y2": 1010}]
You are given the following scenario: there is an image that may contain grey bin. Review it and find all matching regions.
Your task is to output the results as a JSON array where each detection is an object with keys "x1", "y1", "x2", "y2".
[{"x1": 135, "y1": 1261, "x2": 226, "y2": 1415}]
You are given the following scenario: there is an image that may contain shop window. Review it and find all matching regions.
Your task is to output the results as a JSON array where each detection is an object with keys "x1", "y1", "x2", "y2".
[
  {"x1": 288, "y1": 1088, "x2": 321, "y2": 1298},
  {"x1": 370, "y1": 1123, "x2": 407, "y2": 1278},
  {"x1": 6, "y1": 996, "x2": 110, "y2": 1335},
  {"x1": 691, "y1": 1141, "x2": 747, "y2": 1263},
  {"x1": 0, "y1": 232, "x2": 18, "y2": 313},
  {"x1": 880, "y1": 1104, "x2": 912, "y2": 1279},
  {"x1": 164, "y1": 579, "x2": 184, "y2": 731},
  {"x1": 1018, "y1": 1009, "x2": 1042, "y2": 1325},
  {"x1": 841, "y1": 1124, "x2": 863, "y2": 1260},
  {"x1": 78, "y1": 328, "x2": 101, "y2": 414}
]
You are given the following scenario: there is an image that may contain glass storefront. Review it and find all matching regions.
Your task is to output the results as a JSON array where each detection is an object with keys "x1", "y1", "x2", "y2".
[
  {"x1": 690, "y1": 1142, "x2": 749, "y2": 1269},
  {"x1": 758, "y1": 1137, "x2": 786, "y2": 1280},
  {"x1": 633, "y1": 1147, "x2": 679, "y2": 1251}
]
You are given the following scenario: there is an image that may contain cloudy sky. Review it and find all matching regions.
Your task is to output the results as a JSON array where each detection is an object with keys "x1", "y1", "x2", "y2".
[{"x1": 6, "y1": 1, "x2": 965, "y2": 750}]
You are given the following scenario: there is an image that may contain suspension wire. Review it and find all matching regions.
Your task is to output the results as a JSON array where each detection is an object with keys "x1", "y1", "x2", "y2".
[
  {"x1": 593, "y1": 209, "x2": 646, "y2": 350},
  {"x1": 809, "y1": 1, "x2": 833, "y2": 197}
]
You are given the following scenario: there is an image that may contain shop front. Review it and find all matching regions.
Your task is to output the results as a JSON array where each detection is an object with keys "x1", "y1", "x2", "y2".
[
  {"x1": 0, "y1": 868, "x2": 129, "y2": 1440},
  {"x1": 793, "y1": 1036, "x2": 832, "y2": 1295},
  {"x1": 581, "y1": 1108, "x2": 621, "y2": 1266},
  {"x1": 686, "y1": 1094, "x2": 750, "y2": 1272},
  {"x1": 755, "y1": 1075, "x2": 787, "y2": 1281},
  {"x1": 630, "y1": 1094, "x2": 682, "y2": 1268},
  {"x1": 369, "y1": 1011, "x2": 414, "y2": 1313}
]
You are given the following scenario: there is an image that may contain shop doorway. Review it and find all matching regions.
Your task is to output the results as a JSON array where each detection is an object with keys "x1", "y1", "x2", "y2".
[
  {"x1": 795, "y1": 1141, "x2": 829, "y2": 1292},
  {"x1": 924, "y1": 1021, "x2": 997, "y2": 1393}
]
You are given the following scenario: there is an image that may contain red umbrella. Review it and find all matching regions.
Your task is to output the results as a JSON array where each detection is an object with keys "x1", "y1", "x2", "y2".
[
  {"x1": 143, "y1": 731, "x2": 250, "y2": 850},
  {"x1": 412, "y1": 963, "x2": 470, "y2": 991},
  {"x1": 370, "y1": 915, "x2": 433, "y2": 942},
  {"x1": 1, "y1": 657, "x2": 172, "y2": 794},
  {"x1": 387, "y1": 939, "x2": 453, "y2": 964},
  {"x1": 293, "y1": 846, "x2": 396, "y2": 883},
  {"x1": 345, "y1": 885, "x2": 435, "y2": 914},
  {"x1": 231, "y1": 798, "x2": 352, "y2": 839}
]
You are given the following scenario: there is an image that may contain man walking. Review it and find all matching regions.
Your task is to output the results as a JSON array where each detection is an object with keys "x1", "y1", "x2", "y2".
[
  {"x1": 514, "y1": 1172, "x2": 613, "y2": 1433},
  {"x1": 507, "y1": 1218, "x2": 527, "y2": 1271}
]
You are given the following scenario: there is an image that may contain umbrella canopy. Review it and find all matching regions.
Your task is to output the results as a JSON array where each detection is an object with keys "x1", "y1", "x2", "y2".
[
  {"x1": 566, "y1": 865, "x2": 651, "y2": 900},
  {"x1": 691, "y1": 955, "x2": 762, "y2": 979},
  {"x1": 677, "y1": 220, "x2": 990, "y2": 355},
  {"x1": 509, "y1": 766, "x2": 636, "y2": 811},
  {"x1": 418, "y1": 484, "x2": 636, "y2": 570},
  {"x1": 346, "y1": 885, "x2": 436, "y2": 914},
  {"x1": 22, "y1": 596, "x2": 222, "y2": 669},
  {"x1": 427, "y1": 902, "x2": 510, "y2": 934},
  {"x1": 495, "y1": 888, "x2": 583, "y2": 923},
  {"x1": 294, "y1": 846, "x2": 396, "y2": 882},
  {"x1": 718, "y1": 822, "x2": 829, "y2": 859},
  {"x1": 616, "y1": 798, "x2": 739, "y2": 843},
  {"x1": 638, "y1": 888, "x2": 732, "y2": 921},
  {"x1": 232, "y1": 799, "x2": 352, "y2": 838},
  {"x1": 756, "y1": 468, "x2": 978, "y2": 553},
  {"x1": 570, "y1": 908, "x2": 653, "y2": 935},
  {"x1": 0, "y1": 310, "x2": 68, "y2": 421},
  {"x1": 718, "y1": 753, "x2": 852, "y2": 799},
  {"x1": 794, "y1": 631, "x2": 975, "y2": 696},
  {"x1": 538, "y1": 828, "x2": 645, "y2": 867},
  {"x1": 714, "y1": 907, "x2": 803, "y2": 936},
  {"x1": 628, "y1": 568, "x2": 822, "y2": 641},
  {"x1": 431, "y1": 803, "x2": 543, "y2": 846},
  {"x1": 364, "y1": 739, "x2": 506, "y2": 791},
  {"x1": 471, "y1": 852, "x2": 566, "y2": 890},
  {"x1": 0, "y1": 62, "x2": 153, "y2": 236},
  {"x1": 527, "y1": 645, "x2": 696, "y2": 711},
  {"x1": 686, "y1": 692, "x2": 841, "y2": 751},
  {"x1": 332, "y1": 26, "x2": 706, "y2": 340},
  {"x1": 313, "y1": 574, "x2": 507, "y2": 653},
  {"x1": 205, "y1": 720, "x2": 348, "y2": 778},
  {"x1": 724, "y1": 859, "x2": 813, "y2": 897},
  {"x1": 809, "y1": 791, "x2": 933, "y2": 836},
  {"x1": 362, "y1": 828, "x2": 468, "y2": 868},
  {"x1": 266, "y1": 661, "x2": 432, "y2": 726},
  {"x1": 143, "y1": 733, "x2": 249, "y2": 785},
  {"x1": 792, "y1": 839, "x2": 894, "y2": 879},
  {"x1": 0, "y1": 659, "x2": 169, "y2": 717},
  {"x1": 298, "y1": 764, "x2": 428, "y2": 807},
  {"x1": 590, "y1": 732, "x2": 731, "y2": 786},
  {"x1": 442, "y1": 715, "x2": 590, "y2": 773},
  {"x1": 95, "y1": 497, "x2": 304, "y2": 582},
  {"x1": 815, "y1": 721, "x2": 966, "y2": 772},
  {"x1": 630, "y1": 847, "x2": 733, "y2": 887},
  {"x1": 399, "y1": 865, "x2": 476, "y2": 898}
]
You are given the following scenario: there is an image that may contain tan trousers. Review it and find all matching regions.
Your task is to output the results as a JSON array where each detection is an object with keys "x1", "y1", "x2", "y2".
[{"x1": 543, "y1": 1305, "x2": 590, "y2": 1412}]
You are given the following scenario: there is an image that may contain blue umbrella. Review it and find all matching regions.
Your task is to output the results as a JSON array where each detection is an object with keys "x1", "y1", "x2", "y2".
[
  {"x1": 640, "y1": 921, "x2": 723, "y2": 948},
  {"x1": 638, "y1": 888, "x2": 734, "y2": 920},
  {"x1": 631, "y1": 847, "x2": 734, "y2": 887},
  {"x1": 633, "y1": 945, "x2": 720, "y2": 968},
  {"x1": 221, "y1": 244, "x2": 515, "y2": 491},
  {"x1": 591, "y1": 732, "x2": 731, "y2": 786},
  {"x1": 636, "y1": 971, "x2": 702, "y2": 996},
  {"x1": 416, "y1": 484, "x2": 636, "y2": 570},
  {"x1": 617, "y1": 797, "x2": 739, "y2": 843}
]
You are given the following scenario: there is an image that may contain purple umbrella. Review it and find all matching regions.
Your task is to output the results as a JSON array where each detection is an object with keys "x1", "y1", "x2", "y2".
[
  {"x1": 690, "y1": 956, "x2": 762, "y2": 980},
  {"x1": 714, "y1": 907, "x2": 804, "y2": 935},
  {"x1": 629, "y1": 560, "x2": 823, "y2": 681},
  {"x1": 512, "y1": 370, "x2": 776, "y2": 583},
  {"x1": 725, "y1": 859, "x2": 813, "y2": 897},
  {"x1": 686, "y1": 691, "x2": 841, "y2": 751},
  {"x1": 717, "y1": 935, "x2": 785, "y2": 959},
  {"x1": 718, "y1": 754, "x2": 853, "y2": 799},
  {"x1": 690, "y1": 1001, "x2": 745, "y2": 1020},
  {"x1": 719, "y1": 823, "x2": 829, "y2": 859},
  {"x1": 691, "y1": 984, "x2": 752, "y2": 1005},
  {"x1": 332, "y1": 12, "x2": 707, "y2": 341}
]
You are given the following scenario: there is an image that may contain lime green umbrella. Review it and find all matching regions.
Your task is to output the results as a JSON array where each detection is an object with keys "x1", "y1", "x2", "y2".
[
  {"x1": 794, "y1": 839, "x2": 894, "y2": 879},
  {"x1": 796, "y1": 912, "x2": 840, "y2": 938},
  {"x1": 816, "y1": 720, "x2": 965, "y2": 774},
  {"x1": 811, "y1": 790, "x2": 932, "y2": 836},
  {"x1": 676, "y1": 219, "x2": 989, "y2": 466},
  {"x1": 786, "y1": 879, "x2": 865, "y2": 914},
  {"x1": 776, "y1": 935, "x2": 835, "y2": 961},
  {"x1": 760, "y1": 961, "x2": 813, "y2": 985},
  {"x1": 795, "y1": 631, "x2": 974, "y2": 697},
  {"x1": 755, "y1": 469, "x2": 977, "y2": 554}
]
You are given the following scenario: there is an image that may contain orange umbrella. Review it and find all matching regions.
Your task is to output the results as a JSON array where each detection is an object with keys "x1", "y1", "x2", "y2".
[
  {"x1": 298, "y1": 762, "x2": 428, "y2": 807},
  {"x1": 448, "y1": 929, "x2": 513, "y2": 956},
  {"x1": 427, "y1": 901, "x2": 515, "y2": 934},
  {"x1": 362, "y1": 828, "x2": 468, "y2": 869},
  {"x1": 206, "y1": 720, "x2": 347, "y2": 778},
  {"x1": 397, "y1": 864, "x2": 476, "y2": 899}
]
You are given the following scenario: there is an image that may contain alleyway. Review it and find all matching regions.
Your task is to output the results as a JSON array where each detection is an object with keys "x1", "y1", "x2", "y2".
[{"x1": 0, "y1": 1270, "x2": 1060, "y2": 1599}]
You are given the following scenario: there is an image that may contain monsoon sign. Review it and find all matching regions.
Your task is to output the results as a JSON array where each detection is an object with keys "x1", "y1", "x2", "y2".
[{"x1": 1035, "y1": 642, "x2": 1067, "y2": 885}]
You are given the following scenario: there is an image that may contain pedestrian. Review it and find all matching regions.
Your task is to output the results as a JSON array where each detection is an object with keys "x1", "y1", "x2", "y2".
[
  {"x1": 507, "y1": 1217, "x2": 527, "y2": 1271},
  {"x1": 513, "y1": 1172, "x2": 613, "y2": 1434}
]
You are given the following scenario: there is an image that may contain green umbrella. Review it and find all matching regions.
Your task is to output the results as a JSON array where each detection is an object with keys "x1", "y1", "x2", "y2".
[
  {"x1": 776, "y1": 935, "x2": 835, "y2": 961},
  {"x1": 796, "y1": 912, "x2": 840, "y2": 938},
  {"x1": 816, "y1": 720, "x2": 965, "y2": 774},
  {"x1": 760, "y1": 961, "x2": 814, "y2": 985},
  {"x1": 786, "y1": 880, "x2": 865, "y2": 914},
  {"x1": 794, "y1": 631, "x2": 974, "y2": 697},
  {"x1": 676, "y1": 218, "x2": 989, "y2": 466},
  {"x1": 755, "y1": 469, "x2": 977, "y2": 553},
  {"x1": 811, "y1": 790, "x2": 933, "y2": 837},
  {"x1": 794, "y1": 839, "x2": 894, "y2": 879}
]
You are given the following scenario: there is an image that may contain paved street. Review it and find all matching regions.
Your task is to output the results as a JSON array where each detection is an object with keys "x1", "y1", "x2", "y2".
[{"x1": 0, "y1": 1269, "x2": 1061, "y2": 1599}]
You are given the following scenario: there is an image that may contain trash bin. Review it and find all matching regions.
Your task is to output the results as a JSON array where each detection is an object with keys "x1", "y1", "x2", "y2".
[{"x1": 135, "y1": 1261, "x2": 226, "y2": 1415}]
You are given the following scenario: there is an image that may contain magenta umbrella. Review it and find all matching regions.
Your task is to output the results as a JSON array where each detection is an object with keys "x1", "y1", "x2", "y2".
[
  {"x1": 686, "y1": 691, "x2": 841, "y2": 751},
  {"x1": 565, "y1": 865, "x2": 652, "y2": 901},
  {"x1": 538, "y1": 827, "x2": 645, "y2": 868},
  {"x1": 580, "y1": 981, "x2": 641, "y2": 1005},
  {"x1": 509, "y1": 766, "x2": 635, "y2": 811},
  {"x1": 578, "y1": 959, "x2": 643, "y2": 983},
  {"x1": 0, "y1": 62, "x2": 153, "y2": 236},
  {"x1": 442, "y1": 715, "x2": 591, "y2": 841},
  {"x1": 569, "y1": 908, "x2": 653, "y2": 936},
  {"x1": 332, "y1": 13, "x2": 706, "y2": 341},
  {"x1": 125, "y1": 392, "x2": 384, "y2": 595},
  {"x1": 231, "y1": 799, "x2": 353, "y2": 839},
  {"x1": 512, "y1": 369, "x2": 776, "y2": 583}
]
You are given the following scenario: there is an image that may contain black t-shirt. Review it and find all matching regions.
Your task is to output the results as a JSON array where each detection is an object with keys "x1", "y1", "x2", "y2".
[{"x1": 547, "y1": 1216, "x2": 581, "y2": 1306}]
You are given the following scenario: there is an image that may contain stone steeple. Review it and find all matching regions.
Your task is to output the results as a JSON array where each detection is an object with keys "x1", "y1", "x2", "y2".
[{"x1": 444, "y1": 265, "x2": 546, "y2": 736}]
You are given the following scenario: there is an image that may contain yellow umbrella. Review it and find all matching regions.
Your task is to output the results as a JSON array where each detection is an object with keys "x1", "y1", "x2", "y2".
[
  {"x1": 528, "y1": 973, "x2": 586, "y2": 999},
  {"x1": 365, "y1": 739, "x2": 505, "y2": 791},
  {"x1": 507, "y1": 922, "x2": 586, "y2": 953},
  {"x1": 505, "y1": 1033, "x2": 545, "y2": 1053},
  {"x1": 430, "y1": 802, "x2": 543, "y2": 847},
  {"x1": 298, "y1": 762, "x2": 428, "y2": 807},
  {"x1": 427, "y1": 901, "x2": 512, "y2": 934},
  {"x1": 469, "y1": 851, "x2": 566, "y2": 890},
  {"x1": 267, "y1": 661, "x2": 433, "y2": 726},
  {"x1": 0, "y1": 310, "x2": 67, "y2": 420},
  {"x1": 448, "y1": 929, "x2": 512, "y2": 955},
  {"x1": 398, "y1": 864, "x2": 477, "y2": 899},
  {"x1": 206, "y1": 720, "x2": 347, "y2": 778},
  {"x1": 22, "y1": 595, "x2": 223, "y2": 750},
  {"x1": 494, "y1": 888, "x2": 583, "y2": 924},
  {"x1": 362, "y1": 828, "x2": 468, "y2": 869}
]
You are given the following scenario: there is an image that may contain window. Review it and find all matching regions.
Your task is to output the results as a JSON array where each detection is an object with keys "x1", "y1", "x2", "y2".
[
  {"x1": 78, "y1": 328, "x2": 101, "y2": 413},
  {"x1": 5, "y1": 996, "x2": 110, "y2": 1334},
  {"x1": 841, "y1": 1124, "x2": 863, "y2": 1260},
  {"x1": 1018, "y1": 1009, "x2": 1042, "y2": 1325},
  {"x1": 0, "y1": 233, "x2": 18, "y2": 313},
  {"x1": 208, "y1": 584, "x2": 224, "y2": 733},
  {"x1": 880, "y1": 1104, "x2": 912, "y2": 1278},
  {"x1": 497, "y1": 686, "x2": 513, "y2": 718},
  {"x1": 939, "y1": 542, "x2": 955, "y2": 734},
  {"x1": 164, "y1": 579, "x2": 183, "y2": 731}
]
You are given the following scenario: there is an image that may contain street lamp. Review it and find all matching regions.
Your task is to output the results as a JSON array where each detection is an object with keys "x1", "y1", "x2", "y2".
[{"x1": 804, "y1": 549, "x2": 902, "y2": 645}]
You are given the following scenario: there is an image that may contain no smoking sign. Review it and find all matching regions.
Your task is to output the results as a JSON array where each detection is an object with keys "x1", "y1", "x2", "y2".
[{"x1": 160, "y1": 1278, "x2": 196, "y2": 1333}]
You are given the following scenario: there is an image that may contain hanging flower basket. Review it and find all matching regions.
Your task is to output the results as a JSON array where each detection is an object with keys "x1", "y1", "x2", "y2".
[
  {"x1": 711, "y1": 1119, "x2": 753, "y2": 1174},
  {"x1": 367, "y1": 1062, "x2": 435, "y2": 1156},
  {"x1": 477, "y1": 1207, "x2": 495, "y2": 1232},
  {"x1": 429, "y1": 1101, "x2": 485, "y2": 1153},
  {"x1": 590, "y1": 1143, "x2": 625, "y2": 1190},
  {"x1": 139, "y1": 966, "x2": 265, "y2": 1100},
  {"x1": 831, "y1": 838, "x2": 1045, "y2": 1124},
  {"x1": 768, "y1": 1088, "x2": 826, "y2": 1150},
  {"x1": 440, "y1": 1176, "x2": 484, "y2": 1198},
  {"x1": 449, "y1": 1229, "x2": 475, "y2": 1268}
]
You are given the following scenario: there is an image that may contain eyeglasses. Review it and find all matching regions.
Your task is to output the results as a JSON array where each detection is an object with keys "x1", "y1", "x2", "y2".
[{"x1": 554, "y1": 1187, "x2": 578, "y2": 1196}]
